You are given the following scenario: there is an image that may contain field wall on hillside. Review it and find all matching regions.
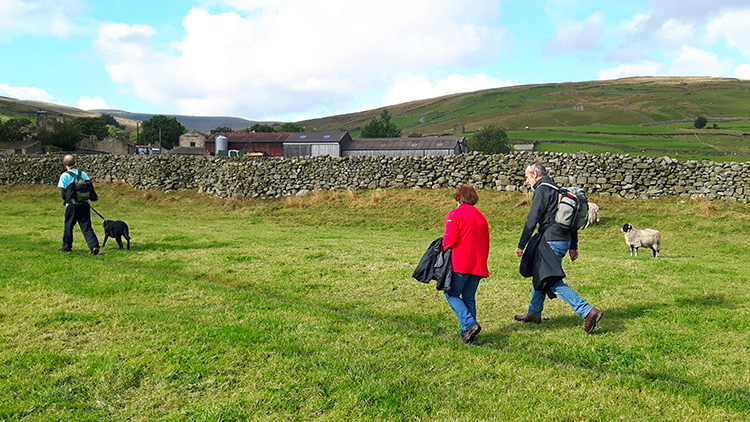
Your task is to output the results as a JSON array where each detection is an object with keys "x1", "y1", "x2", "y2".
[{"x1": 1, "y1": 152, "x2": 748, "y2": 203}]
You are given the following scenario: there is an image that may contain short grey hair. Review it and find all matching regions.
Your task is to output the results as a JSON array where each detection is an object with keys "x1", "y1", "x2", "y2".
[
  {"x1": 63, "y1": 155, "x2": 76, "y2": 167},
  {"x1": 525, "y1": 161, "x2": 548, "y2": 177}
]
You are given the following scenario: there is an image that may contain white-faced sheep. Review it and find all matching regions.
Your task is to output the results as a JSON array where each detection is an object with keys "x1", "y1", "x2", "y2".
[
  {"x1": 584, "y1": 202, "x2": 600, "y2": 228},
  {"x1": 620, "y1": 223, "x2": 661, "y2": 258}
]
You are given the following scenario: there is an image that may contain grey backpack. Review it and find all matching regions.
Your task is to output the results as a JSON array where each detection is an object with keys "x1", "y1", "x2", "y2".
[{"x1": 539, "y1": 183, "x2": 589, "y2": 231}]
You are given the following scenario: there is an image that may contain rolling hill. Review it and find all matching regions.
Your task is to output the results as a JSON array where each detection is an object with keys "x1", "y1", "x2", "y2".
[{"x1": 3, "y1": 76, "x2": 750, "y2": 160}]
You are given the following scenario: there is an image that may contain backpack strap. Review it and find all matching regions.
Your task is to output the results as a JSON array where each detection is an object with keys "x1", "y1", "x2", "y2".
[
  {"x1": 538, "y1": 182, "x2": 563, "y2": 208},
  {"x1": 66, "y1": 169, "x2": 82, "y2": 182}
]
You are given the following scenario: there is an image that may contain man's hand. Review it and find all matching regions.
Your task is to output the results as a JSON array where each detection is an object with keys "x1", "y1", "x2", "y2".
[
  {"x1": 516, "y1": 247, "x2": 524, "y2": 257},
  {"x1": 569, "y1": 249, "x2": 579, "y2": 262}
]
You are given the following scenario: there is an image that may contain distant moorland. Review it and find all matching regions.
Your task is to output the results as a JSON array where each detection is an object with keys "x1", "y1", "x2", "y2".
[{"x1": 3, "y1": 76, "x2": 750, "y2": 160}]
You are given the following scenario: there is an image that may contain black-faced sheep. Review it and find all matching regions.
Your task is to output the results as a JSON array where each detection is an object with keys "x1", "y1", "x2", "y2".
[
  {"x1": 621, "y1": 223, "x2": 661, "y2": 258},
  {"x1": 584, "y1": 202, "x2": 600, "y2": 228}
]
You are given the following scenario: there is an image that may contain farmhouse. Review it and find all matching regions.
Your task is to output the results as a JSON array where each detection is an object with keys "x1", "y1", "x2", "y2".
[
  {"x1": 343, "y1": 137, "x2": 467, "y2": 157},
  {"x1": 179, "y1": 130, "x2": 208, "y2": 148}
]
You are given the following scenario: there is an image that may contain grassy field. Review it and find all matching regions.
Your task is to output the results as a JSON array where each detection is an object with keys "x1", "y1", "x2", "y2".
[{"x1": 2, "y1": 183, "x2": 750, "y2": 421}]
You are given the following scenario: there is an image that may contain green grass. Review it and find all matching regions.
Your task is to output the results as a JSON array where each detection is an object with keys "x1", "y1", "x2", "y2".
[{"x1": 2, "y1": 184, "x2": 750, "y2": 421}]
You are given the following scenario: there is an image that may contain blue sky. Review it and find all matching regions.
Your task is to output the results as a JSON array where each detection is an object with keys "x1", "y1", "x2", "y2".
[{"x1": 2, "y1": 0, "x2": 749, "y2": 122}]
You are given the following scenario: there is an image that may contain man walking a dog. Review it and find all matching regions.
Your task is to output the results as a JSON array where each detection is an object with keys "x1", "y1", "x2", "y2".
[{"x1": 57, "y1": 154, "x2": 100, "y2": 254}]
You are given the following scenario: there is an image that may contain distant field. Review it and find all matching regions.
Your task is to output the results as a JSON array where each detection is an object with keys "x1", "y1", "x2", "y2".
[
  {"x1": 302, "y1": 77, "x2": 750, "y2": 161},
  {"x1": 2, "y1": 184, "x2": 750, "y2": 421}
]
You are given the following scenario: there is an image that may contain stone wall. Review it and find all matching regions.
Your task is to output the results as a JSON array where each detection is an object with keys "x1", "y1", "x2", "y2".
[{"x1": 1, "y1": 152, "x2": 748, "y2": 203}]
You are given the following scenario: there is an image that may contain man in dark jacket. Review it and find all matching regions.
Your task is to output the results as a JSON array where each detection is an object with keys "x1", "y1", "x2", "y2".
[
  {"x1": 514, "y1": 161, "x2": 603, "y2": 334},
  {"x1": 57, "y1": 155, "x2": 100, "y2": 254}
]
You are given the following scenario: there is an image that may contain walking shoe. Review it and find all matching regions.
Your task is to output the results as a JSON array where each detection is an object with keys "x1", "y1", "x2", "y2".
[
  {"x1": 460, "y1": 323, "x2": 482, "y2": 344},
  {"x1": 90, "y1": 247, "x2": 99, "y2": 255},
  {"x1": 584, "y1": 308, "x2": 603, "y2": 334},
  {"x1": 514, "y1": 314, "x2": 541, "y2": 324},
  {"x1": 58, "y1": 248, "x2": 71, "y2": 253}
]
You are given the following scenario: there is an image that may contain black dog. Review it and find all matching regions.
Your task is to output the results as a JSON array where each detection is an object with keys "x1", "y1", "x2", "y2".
[{"x1": 102, "y1": 219, "x2": 131, "y2": 250}]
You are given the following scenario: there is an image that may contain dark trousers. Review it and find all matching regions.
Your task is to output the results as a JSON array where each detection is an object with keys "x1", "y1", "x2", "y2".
[{"x1": 62, "y1": 203, "x2": 99, "y2": 251}]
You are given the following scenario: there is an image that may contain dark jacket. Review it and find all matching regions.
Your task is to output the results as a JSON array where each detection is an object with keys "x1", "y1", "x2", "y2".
[
  {"x1": 518, "y1": 176, "x2": 578, "y2": 251},
  {"x1": 413, "y1": 237, "x2": 453, "y2": 291},
  {"x1": 518, "y1": 176, "x2": 576, "y2": 299},
  {"x1": 519, "y1": 232, "x2": 565, "y2": 298}
]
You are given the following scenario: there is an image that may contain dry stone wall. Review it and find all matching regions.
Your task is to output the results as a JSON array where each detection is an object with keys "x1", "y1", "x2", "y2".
[{"x1": 1, "y1": 152, "x2": 748, "y2": 203}]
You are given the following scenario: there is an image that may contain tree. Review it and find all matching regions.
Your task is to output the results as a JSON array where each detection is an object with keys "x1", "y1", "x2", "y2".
[
  {"x1": 37, "y1": 119, "x2": 82, "y2": 151},
  {"x1": 694, "y1": 116, "x2": 708, "y2": 129},
  {"x1": 211, "y1": 126, "x2": 234, "y2": 134},
  {"x1": 0, "y1": 118, "x2": 32, "y2": 142},
  {"x1": 73, "y1": 116, "x2": 109, "y2": 139},
  {"x1": 276, "y1": 122, "x2": 304, "y2": 132},
  {"x1": 99, "y1": 113, "x2": 123, "y2": 129},
  {"x1": 360, "y1": 109, "x2": 401, "y2": 138},
  {"x1": 140, "y1": 115, "x2": 187, "y2": 150},
  {"x1": 467, "y1": 125, "x2": 512, "y2": 154},
  {"x1": 249, "y1": 123, "x2": 276, "y2": 133}
]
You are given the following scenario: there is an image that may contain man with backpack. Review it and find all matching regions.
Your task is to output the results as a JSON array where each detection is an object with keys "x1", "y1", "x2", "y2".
[
  {"x1": 57, "y1": 155, "x2": 100, "y2": 254},
  {"x1": 514, "y1": 161, "x2": 603, "y2": 334}
]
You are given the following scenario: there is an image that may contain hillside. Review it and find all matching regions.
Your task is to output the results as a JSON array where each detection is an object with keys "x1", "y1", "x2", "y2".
[
  {"x1": 4, "y1": 77, "x2": 750, "y2": 160},
  {"x1": 90, "y1": 110, "x2": 272, "y2": 133},
  {"x1": 299, "y1": 76, "x2": 750, "y2": 133},
  {"x1": 297, "y1": 76, "x2": 750, "y2": 160},
  {"x1": 0, "y1": 98, "x2": 269, "y2": 133}
]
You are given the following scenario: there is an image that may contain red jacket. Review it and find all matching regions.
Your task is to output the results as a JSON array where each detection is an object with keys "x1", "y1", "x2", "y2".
[{"x1": 442, "y1": 204, "x2": 490, "y2": 277}]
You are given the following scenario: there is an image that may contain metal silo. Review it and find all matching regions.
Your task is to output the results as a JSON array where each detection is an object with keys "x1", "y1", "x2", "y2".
[{"x1": 215, "y1": 135, "x2": 228, "y2": 156}]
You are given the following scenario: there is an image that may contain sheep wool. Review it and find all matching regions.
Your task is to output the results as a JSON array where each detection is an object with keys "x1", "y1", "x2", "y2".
[
  {"x1": 585, "y1": 203, "x2": 600, "y2": 228},
  {"x1": 621, "y1": 223, "x2": 661, "y2": 258}
]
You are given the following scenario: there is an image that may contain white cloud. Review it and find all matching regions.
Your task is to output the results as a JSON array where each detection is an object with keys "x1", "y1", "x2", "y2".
[
  {"x1": 381, "y1": 73, "x2": 515, "y2": 106},
  {"x1": 92, "y1": 1, "x2": 509, "y2": 119},
  {"x1": 0, "y1": 0, "x2": 84, "y2": 41},
  {"x1": 77, "y1": 96, "x2": 110, "y2": 110},
  {"x1": 668, "y1": 45, "x2": 731, "y2": 76},
  {"x1": 598, "y1": 62, "x2": 662, "y2": 80},
  {"x1": 0, "y1": 83, "x2": 57, "y2": 102},
  {"x1": 545, "y1": 12, "x2": 605, "y2": 55},
  {"x1": 655, "y1": 19, "x2": 696, "y2": 47},
  {"x1": 732, "y1": 64, "x2": 750, "y2": 79},
  {"x1": 706, "y1": 10, "x2": 750, "y2": 57},
  {"x1": 620, "y1": 12, "x2": 649, "y2": 35}
]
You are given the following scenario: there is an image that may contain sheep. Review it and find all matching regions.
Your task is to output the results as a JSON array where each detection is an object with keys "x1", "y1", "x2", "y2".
[
  {"x1": 584, "y1": 202, "x2": 600, "y2": 228},
  {"x1": 620, "y1": 223, "x2": 661, "y2": 258}
]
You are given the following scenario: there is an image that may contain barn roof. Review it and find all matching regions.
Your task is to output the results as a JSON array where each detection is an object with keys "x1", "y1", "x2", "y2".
[
  {"x1": 284, "y1": 132, "x2": 351, "y2": 143},
  {"x1": 347, "y1": 137, "x2": 465, "y2": 151},
  {"x1": 206, "y1": 132, "x2": 291, "y2": 143}
]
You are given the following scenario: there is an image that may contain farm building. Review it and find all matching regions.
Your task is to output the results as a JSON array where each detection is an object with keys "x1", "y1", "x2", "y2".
[
  {"x1": 283, "y1": 132, "x2": 352, "y2": 158},
  {"x1": 179, "y1": 130, "x2": 208, "y2": 148},
  {"x1": 1, "y1": 140, "x2": 42, "y2": 155},
  {"x1": 343, "y1": 137, "x2": 467, "y2": 157},
  {"x1": 169, "y1": 146, "x2": 206, "y2": 156},
  {"x1": 205, "y1": 132, "x2": 290, "y2": 156}
]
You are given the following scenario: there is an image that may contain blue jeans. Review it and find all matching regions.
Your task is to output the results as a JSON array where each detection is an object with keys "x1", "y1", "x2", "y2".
[
  {"x1": 527, "y1": 240, "x2": 592, "y2": 319},
  {"x1": 444, "y1": 272, "x2": 482, "y2": 332}
]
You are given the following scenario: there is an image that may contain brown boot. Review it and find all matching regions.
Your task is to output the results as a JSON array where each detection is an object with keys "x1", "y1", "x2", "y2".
[
  {"x1": 514, "y1": 314, "x2": 541, "y2": 324},
  {"x1": 584, "y1": 308, "x2": 603, "y2": 334}
]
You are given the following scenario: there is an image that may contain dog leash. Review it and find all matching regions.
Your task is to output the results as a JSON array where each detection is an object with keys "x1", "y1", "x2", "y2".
[{"x1": 88, "y1": 204, "x2": 105, "y2": 220}]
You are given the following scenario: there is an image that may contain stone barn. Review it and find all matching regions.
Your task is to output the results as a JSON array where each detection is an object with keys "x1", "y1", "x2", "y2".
[{"x1": 179, "y1": 130, "x2": 208, "y2": 147}]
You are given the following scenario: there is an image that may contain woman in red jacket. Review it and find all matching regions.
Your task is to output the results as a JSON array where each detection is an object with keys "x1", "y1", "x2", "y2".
[{"x1": 443, "y1": 185, "x2": 490, "y2": 344}]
